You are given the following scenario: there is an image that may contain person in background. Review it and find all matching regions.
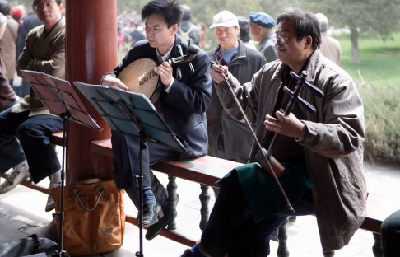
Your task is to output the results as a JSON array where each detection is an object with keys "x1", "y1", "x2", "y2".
[
  {"x1": 11, "y1": 6, "x2": 22, "y2": 24},
  {"x1": 315, "y1": 12, "x2": 341, "y2": 65},
  {"x1": 237, "y1": 16, "x2": 256, "y2": 50},
  {"x1": 0, "y1": 12, "x2": 16, "y2": 112},
  {"x1": 0, "y1": 0, "x2": 65, "y2": 214},
  {"x1": 181, "y1": 10, "x2": 366, "y2": 257},
  {"x1": 101, "y1": 0, "x2": 211, "y2": 241},
  {"x1": 178, "y1": 4, "x2": 200, "y2": 45},
  {"x1": 15, "y1": 3, "x2": 43, "y2": 97},
  {"x1": 207, "y1": 10, "x2": 266, "y2": 164},
  {"x1": 249, "y1": 11, "x2": 278, "y2": 63},
  {"x1": 0, "y1": 1, "x2": 18, "y2": 89}
]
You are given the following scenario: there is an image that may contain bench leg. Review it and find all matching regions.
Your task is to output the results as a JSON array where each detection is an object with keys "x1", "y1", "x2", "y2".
[
  {"x1": 199, "y1": 185, "x2": 210, "y2": 230},
  {"x1": 372, "y1": 232, "x2": 383, "y2": 257},
  {"x1": 166, "y1": 175, "x2": 177, "y2": 230},
  {"x1": 277, "y1": 218, "x2": 289, "y2": 257}
]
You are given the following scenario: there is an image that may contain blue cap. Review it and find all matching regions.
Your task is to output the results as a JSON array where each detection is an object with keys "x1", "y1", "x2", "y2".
[{"x1": 249, "y1": 12, "x2": 276, "y2": 28}]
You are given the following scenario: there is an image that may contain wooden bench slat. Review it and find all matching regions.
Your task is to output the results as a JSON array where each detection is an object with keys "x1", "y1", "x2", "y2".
[{"x1": 91, "y1": 139, "x2": 242, "y2": 186}]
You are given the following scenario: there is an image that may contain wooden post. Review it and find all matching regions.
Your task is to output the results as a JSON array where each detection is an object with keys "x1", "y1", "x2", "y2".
[{"x1": 65, "y1": 0, "x2": 118, "y2": 183}]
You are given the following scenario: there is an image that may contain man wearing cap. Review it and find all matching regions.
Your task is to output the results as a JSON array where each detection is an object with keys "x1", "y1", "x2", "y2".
[
  {"x1": 207, "y1": 10, "x2": 266, "y2": 164},
  {"x1": 249, "y1": 11, "x2": 278, "y2": 63}
]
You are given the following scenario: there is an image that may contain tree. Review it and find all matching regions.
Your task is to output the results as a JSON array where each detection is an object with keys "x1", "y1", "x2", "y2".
[{"x1": 305, "y1": 0, "x2": 400, "y2": 63}]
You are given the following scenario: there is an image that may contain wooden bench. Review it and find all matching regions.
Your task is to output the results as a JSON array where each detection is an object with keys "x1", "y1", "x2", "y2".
[{"x1": 45, "y1": 133, "x2": 393, "y2": 255}]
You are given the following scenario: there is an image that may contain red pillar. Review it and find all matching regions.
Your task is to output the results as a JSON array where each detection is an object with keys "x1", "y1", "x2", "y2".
[{"x1": 65, "y1": 0, "x2": 117, "y2": 183}]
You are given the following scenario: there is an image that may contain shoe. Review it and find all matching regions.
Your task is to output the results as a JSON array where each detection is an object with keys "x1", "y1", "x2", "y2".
[
  {"x1": 0, "y1": 169, "x2": 30, "y2": 194},
  {"x1": 145, "y1": 211, "x2": 170, "y2": 241},
  {"x1": 146, "y1": 193, "x2": 179, "y2": 241},
  {"x1": 180, "y1": 249, "x2": 194, "y2": 256},
  {"x1": 142, "y1": 203, "x2": 162, "y2": 228},
  {"x1": 45, "y1": 193, "x2": 55, "y2": 212}
]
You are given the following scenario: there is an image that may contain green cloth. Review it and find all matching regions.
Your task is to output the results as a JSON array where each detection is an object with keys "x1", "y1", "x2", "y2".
[{"x1": 229, "y1": 162, "x2": 313, "y2": 223}]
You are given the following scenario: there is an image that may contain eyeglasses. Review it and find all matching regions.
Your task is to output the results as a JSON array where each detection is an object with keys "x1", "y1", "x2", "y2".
[
  {"x1": 275, "y1": 35, "x2": 292, "y2": 45},
  {"x1": 34, "y1": 1, "x2": 55, "y2": 10},
  {"x1": 144, "y1": 25, "x2": 168, "y2": 35}
]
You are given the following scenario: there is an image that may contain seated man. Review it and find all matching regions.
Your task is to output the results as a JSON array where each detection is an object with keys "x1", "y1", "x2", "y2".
[
  {"x1": 0, "y1": 0, "x2": 65, "y2": 213},
  {"x1": 101, "y1": 0, "x2": 212, "y2": 241},
  {"x1": 182, "y1": 10, "x2": 367, "y2": 257}
]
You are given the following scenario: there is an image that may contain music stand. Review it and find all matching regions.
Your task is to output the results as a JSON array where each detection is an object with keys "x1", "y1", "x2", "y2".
[
  {"x1": 21, "y1": 70, "x2": 101, "y2": 257},
  {"x1": 73, "y1": 82, "x2": 186, "y2": 257}
]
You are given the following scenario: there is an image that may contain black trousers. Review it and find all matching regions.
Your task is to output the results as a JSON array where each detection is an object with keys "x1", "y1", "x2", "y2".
[
  {"x1": 381, "y1": 209, "x2": 400, "y2": 257},
  {"x1": 201, "y1": 171, "x2": 314, "y2": 257},
  {"x1": 0, "y1": 109, "x2": 63, "y2": 183}
]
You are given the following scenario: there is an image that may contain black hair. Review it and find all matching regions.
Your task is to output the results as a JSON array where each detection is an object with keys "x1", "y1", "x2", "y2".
[
  {"x1": 180, "y1": 4, "x2": 191, "y2": 21},
  {"x1": 237, "y1": 16, "x2": 250, "y2": 43},
  {"x1": 33, "y1": 0, "x2": 62, "y2": 8},
  {"x1": 277, "y1": 10, "x2": 321, "y2": 49},
  {"x1": 0, "y1": 1, "x2": 11, "y2": 15},
  {"x1": 142, "y1": 0, "x2": 182, "y2": 28}
]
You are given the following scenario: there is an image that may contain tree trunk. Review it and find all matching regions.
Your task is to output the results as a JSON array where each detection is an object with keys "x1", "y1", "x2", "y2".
[{"x1": 350, "y1": 26, "x2": 360, "y2": 63}]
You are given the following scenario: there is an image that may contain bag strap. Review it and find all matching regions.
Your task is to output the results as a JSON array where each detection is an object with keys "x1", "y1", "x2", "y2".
[{"x1": 73, "y1": 185, "x2": 106, "y2": 212}]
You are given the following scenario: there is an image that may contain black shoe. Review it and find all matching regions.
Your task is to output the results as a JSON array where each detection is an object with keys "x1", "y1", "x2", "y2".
[
  {"x1": 180, "y1": 249, "x2": 194, "y2": 256},
  {"x1": 145, "y1": 211, "x2": 170, "y2": 241},
  {"x1": 142, "y1": 203, "x2": 161, "y2": 228}
]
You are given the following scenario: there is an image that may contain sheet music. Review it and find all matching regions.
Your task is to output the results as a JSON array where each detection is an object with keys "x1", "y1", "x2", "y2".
[
  {"x1": 74, "y1": 82, "x2": 186, "y2": 152},
  {"x1": 21, "y1": 70, "x2": 101, "y2": 130}
]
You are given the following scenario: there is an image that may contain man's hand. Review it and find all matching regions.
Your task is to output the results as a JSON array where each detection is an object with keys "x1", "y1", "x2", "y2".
[
  {"x1": 264, "y1": 110, "x2": 305, "y2": 139},
  {"x1": 156, "y1": 62, "x2": 173, "y2": 86},
  {"x1": 101, "y1": 75, "x2": 128, "y2": 91},
  {"x1": 211, "y1": 63, "x2": 228, "y2": 84}
]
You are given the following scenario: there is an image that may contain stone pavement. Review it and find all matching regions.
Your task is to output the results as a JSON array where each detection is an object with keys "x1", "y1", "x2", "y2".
[{"x1": 1, "y1": 160, "x2": 399, "y2": 257}]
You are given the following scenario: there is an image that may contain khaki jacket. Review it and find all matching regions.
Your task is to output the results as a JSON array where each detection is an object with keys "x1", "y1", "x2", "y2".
[
  {"x1": 0, "y1": 16, "x2": 18, "y2": 79},
  {"x1": 216, "y1": 50, "x2": 367, "y2": 251},
  {"x1": 14, "y1": 17, "x2": 65, "y2": 115}
]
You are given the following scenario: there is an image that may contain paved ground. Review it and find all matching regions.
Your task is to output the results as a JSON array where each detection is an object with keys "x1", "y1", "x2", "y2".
[{"x1": 1, "y1": 160, "x2": 399, "y2": 257}]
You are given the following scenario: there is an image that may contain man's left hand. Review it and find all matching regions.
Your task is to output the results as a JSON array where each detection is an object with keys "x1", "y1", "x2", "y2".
[{"x1": 264, "y1": 110, "x2": 305, "y2": 139}]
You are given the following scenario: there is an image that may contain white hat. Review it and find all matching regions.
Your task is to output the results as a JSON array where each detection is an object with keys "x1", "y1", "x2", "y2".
[{"x1": 210, "y1": 10, "x2": 239, "y2": 28}]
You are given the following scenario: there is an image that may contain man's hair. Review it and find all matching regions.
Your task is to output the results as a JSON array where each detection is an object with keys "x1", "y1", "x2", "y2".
[
  {"x1": 33, "y1": 0, "x2": 62, "y2": 8},
  {"x1": 142, "y1": 0, "x2": 182, "y2": 27},
  {"x1": 277, "y1": 10, "x2": 321, "y2": 49},
  {"x1": 180, "y1": 4, "x2": 191, "y2": 21},
  {"x1": 0, "y1": 1, "x2": 11, "y2": 16}
]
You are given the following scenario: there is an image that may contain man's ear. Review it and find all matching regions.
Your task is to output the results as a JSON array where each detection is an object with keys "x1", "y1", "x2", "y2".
[
  {"x1": 171, "y1": 24, "x2": 179, "y2": 34},
  {"x1": 305, "y1": 35, "x2": 313, "y2": 49}
]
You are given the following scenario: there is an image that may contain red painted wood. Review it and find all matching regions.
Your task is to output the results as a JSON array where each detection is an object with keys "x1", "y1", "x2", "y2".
[{"x1": 64, "y1": 0, "x2": 118, "y2": 184}]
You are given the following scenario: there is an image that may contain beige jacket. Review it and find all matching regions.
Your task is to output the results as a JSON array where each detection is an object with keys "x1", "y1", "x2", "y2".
[
  {"x1": 320, "y1": 33, "x2": 342, "y2": 65},
  {"x1": 216, "y1": 50, "x2": 367, "y2": 251},
  {"x1": 0, "y1": 16, "x2": 18, "y2": 79},
  {"x1": 15, "y1": 17, "x2": 65, "y2": 115}
]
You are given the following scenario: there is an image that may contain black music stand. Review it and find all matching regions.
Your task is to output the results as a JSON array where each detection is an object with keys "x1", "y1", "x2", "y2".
[
  {"x1": 21, "y1": 70, "x2": 101, "y2": 257},
  {"x1": 73, "y1": 82, "x2": 186, "y2": 257}
]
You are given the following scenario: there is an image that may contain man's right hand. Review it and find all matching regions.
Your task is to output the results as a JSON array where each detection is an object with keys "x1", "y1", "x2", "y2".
[{"x1": 101, "y1": 75, "x2": 128, "y2": 91}]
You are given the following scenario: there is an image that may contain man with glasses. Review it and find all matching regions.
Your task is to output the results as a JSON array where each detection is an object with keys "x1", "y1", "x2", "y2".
[
  {"x1": 182, "y1": 10, "x2": 366, "y2": 257},
  {"x1": 101, "y1": 0, "x2": 211, "y2": 241},
  {"x1": 0, "y1": 0, "x2": 65, "y2": 213},
  {"x1": 207, "y1": 10, "x2": 265, "y2": 164}
]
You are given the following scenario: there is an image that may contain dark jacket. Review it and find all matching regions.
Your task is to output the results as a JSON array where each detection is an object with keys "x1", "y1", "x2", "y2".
[
  {"x1": 207, "y1": 41, "x2": 265, "y2": 163},
  {"x1": 108, "y1": 35, "x2": 212, "y2": 157}
]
